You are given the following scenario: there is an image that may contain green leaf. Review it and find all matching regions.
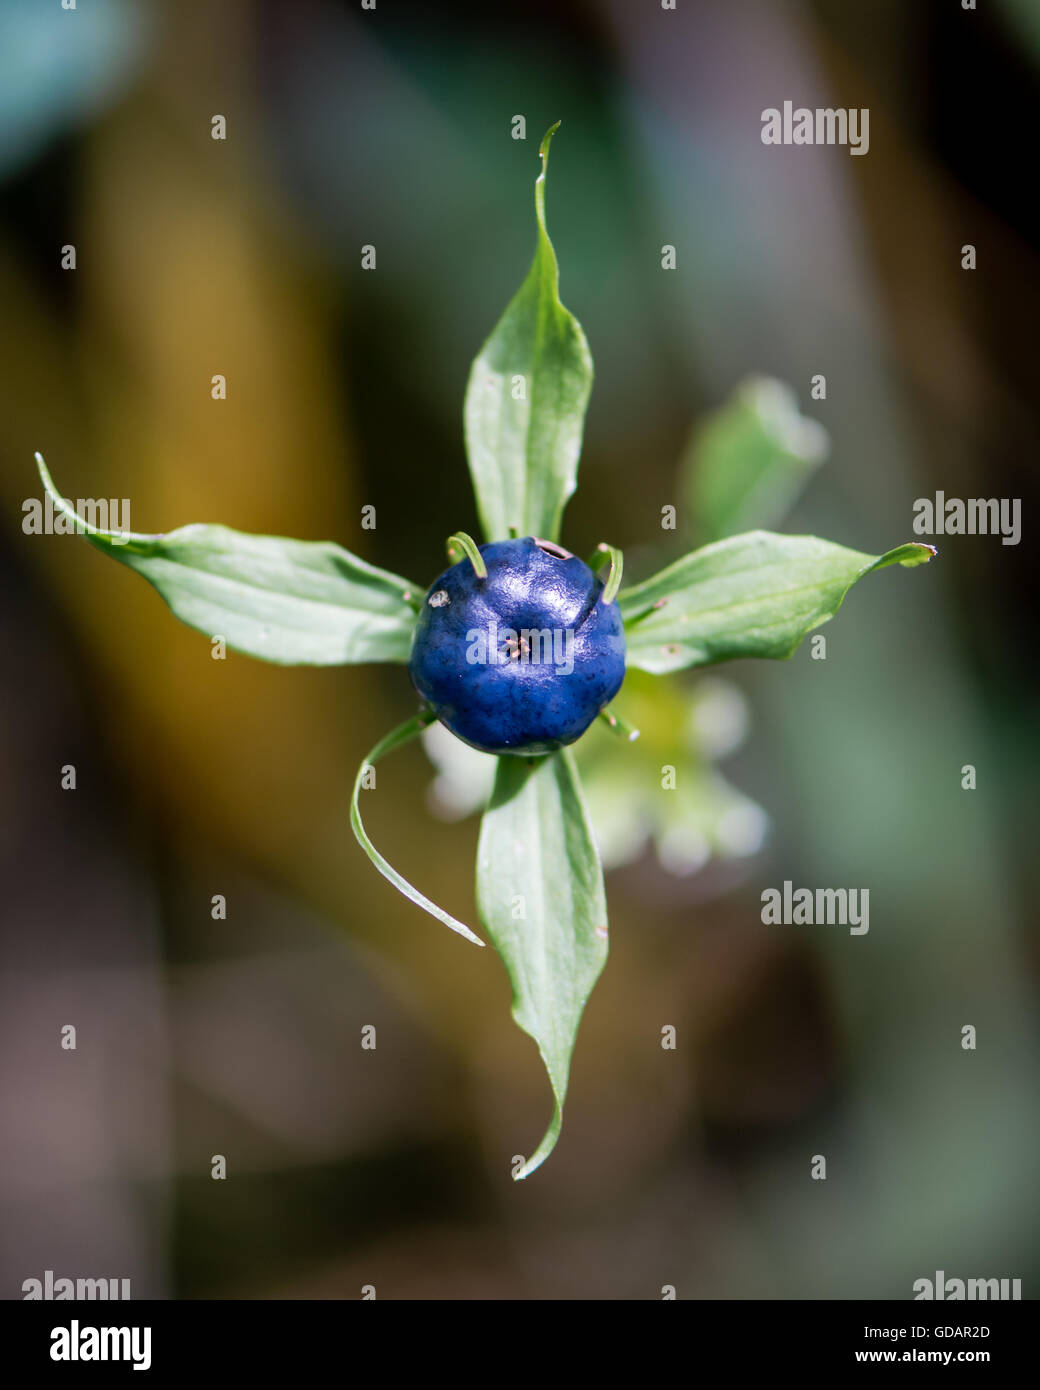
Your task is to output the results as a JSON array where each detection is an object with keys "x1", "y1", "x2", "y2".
[
  {"x1": 619, "y1": 531, "x2": 936, "y2": 675},
  {"x1": 685, "y1": 377, "x2": 828, "y2": 544},
  {"x1": 463, "y1": 123, "x2": 593, "y2": 544},
  {"x1": 36, "y1": 454, "x2": 420, "y2": 665},
  {"x1": 476, "y1": 748, "x2": 608, "y2": 1179},
  {"x1": 351, "y1": 714, "x2": 485, "y2": 947}
]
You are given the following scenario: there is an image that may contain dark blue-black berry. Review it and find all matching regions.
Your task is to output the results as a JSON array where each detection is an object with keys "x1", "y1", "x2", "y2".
[{"x1": 409, "y1": 537, "x2": 626, "y2": 756}]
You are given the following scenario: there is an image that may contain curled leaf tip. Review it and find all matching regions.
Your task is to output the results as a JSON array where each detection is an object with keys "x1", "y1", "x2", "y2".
[
  {"x1": 872, "y1": 540, "x2": 939, "y2": 573},
  {"x1": 33, "y1": 451, "x2": 107, "y2": 539},
  {"x1": 538, "y1": 120, "x2": 562, "y2": 163},
  {"x1": 34, "y1": 450, "x2": 55, "y2": 492}
]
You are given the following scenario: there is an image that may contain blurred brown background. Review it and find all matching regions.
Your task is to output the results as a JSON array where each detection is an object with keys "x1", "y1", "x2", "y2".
[{"x1": 1, "y1": 0, "x2": 1037, "y2": 1298}]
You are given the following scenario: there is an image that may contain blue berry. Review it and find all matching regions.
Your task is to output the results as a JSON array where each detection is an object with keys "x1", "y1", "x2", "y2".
[{"x1": 409, "y1": 537, "x2": 626, "y2": 756}]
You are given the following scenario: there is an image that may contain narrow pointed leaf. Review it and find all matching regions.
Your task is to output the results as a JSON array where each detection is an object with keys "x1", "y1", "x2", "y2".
[
  {"x1": 36, "y1": 454, "x2": 420, "y2": 664},
  {"x1": 464, "y1": 123, "x2": 593, "y2": 543},
  {"x1": 352, "y1": 715, "x2": 485, "y2": 947},
  {"x1": 619, "y1": 531, "x2": 936, "y2": 675},
  {"x1": 476, "y1": 748, "x2": 608, "y2": 1178}
]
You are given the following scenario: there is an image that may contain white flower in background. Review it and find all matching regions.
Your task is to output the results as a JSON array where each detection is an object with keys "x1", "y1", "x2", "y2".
[{"x1": 422, "y1": 719, "x2": 496, "y2": 821}]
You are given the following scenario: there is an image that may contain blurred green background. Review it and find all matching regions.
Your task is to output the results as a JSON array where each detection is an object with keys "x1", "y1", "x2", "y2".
[{"x1": 1, "y1": 0, "x2": 1037, "y2": 1299}]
